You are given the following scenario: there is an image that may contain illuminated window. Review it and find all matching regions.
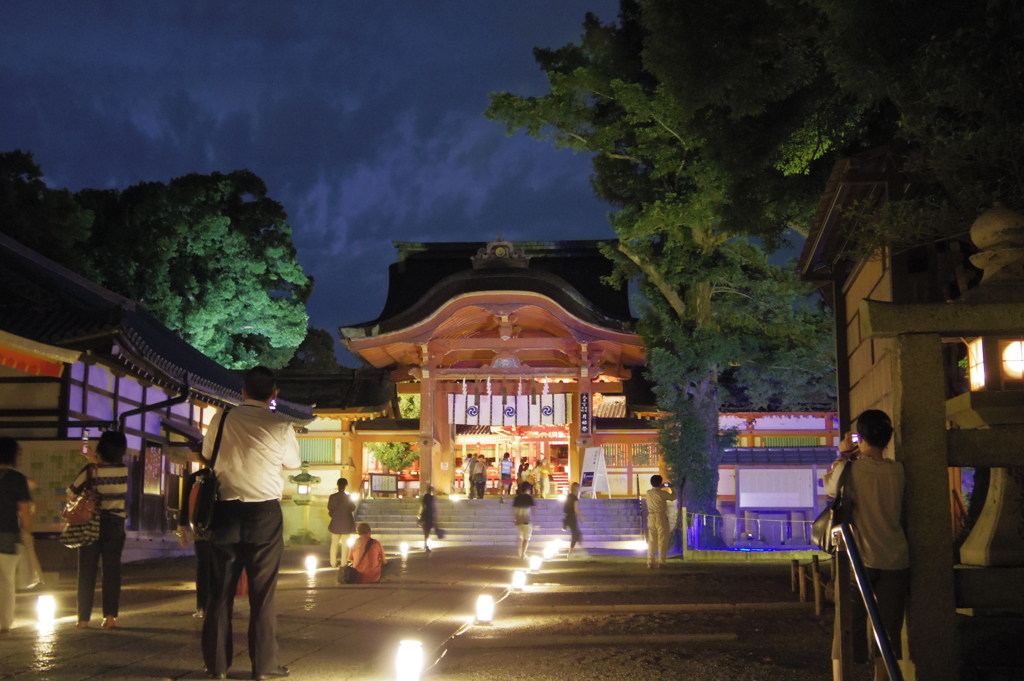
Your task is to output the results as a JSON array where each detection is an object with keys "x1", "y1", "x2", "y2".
[
  {"x1": 967, "y1": 338, "x2": 986, "y2": 391},
  {"x1": 1001, "y1": 339, "x2": 1024, "y2": 382}
]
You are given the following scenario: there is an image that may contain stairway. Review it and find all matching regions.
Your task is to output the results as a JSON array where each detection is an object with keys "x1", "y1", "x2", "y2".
[{"x1": 354, "y1": 497, "x2": 644, "y2": 550}]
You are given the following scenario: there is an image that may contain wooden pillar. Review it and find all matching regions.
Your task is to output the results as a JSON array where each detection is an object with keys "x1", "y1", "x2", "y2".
[
  {"x1": 418, "y1": 369, "x2": 436, "y2": 493},
  {"x1": 571, "y1": 345, "x2": 595, "y2": 485},
  {"x1": 892, "y1": 333, "x2": 959, "y2": 681},
  {"x1": 341, "y1": 422, "x2": 361, "y2": 487},
  {"x1": 433, "y1": 381, "x2": 453, "y2": 494}
]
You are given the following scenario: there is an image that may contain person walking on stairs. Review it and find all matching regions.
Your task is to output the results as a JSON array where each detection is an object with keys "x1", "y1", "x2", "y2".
[
  {"x1": 645, "y1": 474, "x2": 676, "y2": 568},
  {"x1": 418, "y1": 485, "x2": 444, "y2": 552},
  {"x1": 563, "y1": 482, "x2": 584, "y2": 559},
  {"x1": 513, "y1": 482, "x2": 535, "y2": 559}
]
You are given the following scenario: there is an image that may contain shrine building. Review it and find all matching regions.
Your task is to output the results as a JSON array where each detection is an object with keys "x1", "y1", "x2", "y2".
[{"x1": 339, "y1": 237, "x2": 650, "y2": 495}]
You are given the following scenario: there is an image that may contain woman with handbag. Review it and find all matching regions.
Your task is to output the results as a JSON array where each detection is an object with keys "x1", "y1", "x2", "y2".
[
  {"x1": 68, "y1": 431, "x2": 129, "y2": 629},
  {"x1": 0, "y1": 437, "x2": 33, "y2": 635},
  {"x1": 823, "y1": 410, "x2": 909, "y2": 681}
]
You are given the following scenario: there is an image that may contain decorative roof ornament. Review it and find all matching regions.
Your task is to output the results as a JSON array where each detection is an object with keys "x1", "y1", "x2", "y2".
[{"x1": 471, "y1": 234, "x2": 530, "y2": 269}]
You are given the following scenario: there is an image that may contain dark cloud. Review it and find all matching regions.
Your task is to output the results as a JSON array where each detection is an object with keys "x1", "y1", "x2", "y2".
[{"x1": 0, "y1": 0, "x2": 621, "y2": 364}]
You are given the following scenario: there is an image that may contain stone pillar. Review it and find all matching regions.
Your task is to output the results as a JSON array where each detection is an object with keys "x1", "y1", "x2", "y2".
[{"x1": 892, "y1": 333, "x2": 959, "y2": 680}]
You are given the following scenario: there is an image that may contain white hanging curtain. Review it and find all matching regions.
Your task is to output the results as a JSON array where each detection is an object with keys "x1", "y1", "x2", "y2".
[{"x1": 448, "y1": 392, "x2": 570, "y2": 426}]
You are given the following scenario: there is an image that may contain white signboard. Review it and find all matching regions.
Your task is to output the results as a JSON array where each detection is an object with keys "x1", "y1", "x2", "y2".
[
  {"x1": 737, "y1": 468, "x2": 814, "y2": 509},
  {"x1": 578, "y1": 446, "x2": 610, "y2": 499}
]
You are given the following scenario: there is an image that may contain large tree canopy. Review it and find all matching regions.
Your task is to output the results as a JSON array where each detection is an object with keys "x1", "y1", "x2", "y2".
[
  {"x1": 0, "y1": 154, "x2": 311, "y2": 370},
  {"x1": 487, "y1": 1, "x2": 839, "y2": 517},
  {"x1": 77, "y1": 170, "x2": 312, "y2": 369},
  {"x1": 487, "y1": 0, "x2": 1024, "y2": 519}
]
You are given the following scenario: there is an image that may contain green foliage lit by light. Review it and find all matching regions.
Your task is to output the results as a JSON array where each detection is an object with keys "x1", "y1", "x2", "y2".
[
  {"x1": 487, "y1": 1, "x2": 838, "y2": 516},
  {"x1": 366, "y1": 394, "x2": 422, "y2": 472},
  {"x1": 76, "y1": 170, "x2": 311, "y2": 369},
  {"x1": 1, "y1": 157, "x2": 312, "y2": 371}
]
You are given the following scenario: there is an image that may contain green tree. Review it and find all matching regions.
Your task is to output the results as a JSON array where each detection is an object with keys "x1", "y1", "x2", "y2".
[
  {"x1": 487, "y1": 2, "x2": 838, "y2": 518},
  {"x1": 0, "y1": 150, "x2": 94, "y2": 271},
  {"x1": 78, "y1": 170, "x2": 311, "y2": 369},
  {"x1": 367, "y1": 395, "x2": 421, "y2": 472},
  {"x1": 286, "y1": 327, "x2": 343, "y2": 373}
]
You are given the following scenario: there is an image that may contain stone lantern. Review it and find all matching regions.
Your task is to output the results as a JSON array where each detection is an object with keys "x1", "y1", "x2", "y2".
[
  {"x1": 288, "y1": 462, "x2": 321, "y2": 505},
  {"x1": 946, "y1": 205, "x2": 1024, "y2": 566},
  {"x1": 287, "y1": 462, "x2": 321, "y2": 545}
]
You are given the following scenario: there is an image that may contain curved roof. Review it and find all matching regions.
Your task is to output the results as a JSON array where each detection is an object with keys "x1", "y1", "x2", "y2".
[
  {"x1": 343, "y1": 267, "x2": 634, "y2": 339},
  {"x1": 342, "y1": 239, "x2": 635, "y2": 340}
]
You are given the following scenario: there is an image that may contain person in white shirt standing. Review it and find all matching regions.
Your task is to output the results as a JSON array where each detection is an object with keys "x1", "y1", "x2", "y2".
[
  {"x1": 645, "y1": 474, "x2": 677, "y2": 568},
  {"x1": 202, "y1": 367, "x2": 301, "y2": 681}
]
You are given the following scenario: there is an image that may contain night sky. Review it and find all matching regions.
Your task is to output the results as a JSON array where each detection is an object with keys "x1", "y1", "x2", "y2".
[{"x1": 0, "y1": 1, "x2": 621, "y2": 363}]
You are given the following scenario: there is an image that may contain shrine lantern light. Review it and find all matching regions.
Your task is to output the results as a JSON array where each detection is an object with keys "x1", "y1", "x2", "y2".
[{"x1": 964, "y1": 336, "x2": 1024, "y2": 391}]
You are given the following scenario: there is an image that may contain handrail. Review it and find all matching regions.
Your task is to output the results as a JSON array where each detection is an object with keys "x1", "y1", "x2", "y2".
[{"x1": 833, "y1": 523, "x2": 904, "y2": 681}]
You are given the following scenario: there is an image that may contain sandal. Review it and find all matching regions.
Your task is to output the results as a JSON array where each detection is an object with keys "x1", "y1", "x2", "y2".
[{"x1": 102, "y1": 617, "x2": 116, "y2": 629}]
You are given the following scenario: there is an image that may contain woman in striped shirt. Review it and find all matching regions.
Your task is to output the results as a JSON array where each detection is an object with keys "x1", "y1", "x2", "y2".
[{"x1": 68, "y1": 431, "x2": 129, "y2": 629}]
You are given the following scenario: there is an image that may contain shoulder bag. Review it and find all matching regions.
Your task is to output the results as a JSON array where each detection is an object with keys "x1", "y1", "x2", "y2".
[
  {"x1": 187, "y1": 407, "x2": 232, "y2": 540},
  {"x1": 811, "y1": 458, "x2": 854, "y2": 552},
  {"x1": 62, "y1": 464, "x2": 99, "y2": 525}
]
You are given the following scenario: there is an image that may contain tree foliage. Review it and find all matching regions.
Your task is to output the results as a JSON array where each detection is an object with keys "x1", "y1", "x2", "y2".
[
  {"x1": 1, "y1": 155, "x2": 312, "y2": 370},
  {"x1": 286, "y1": 327, "x2": 343, "y2": 373},
  {"x1": 487, "y1": 0, "x2": 1024, "y2": 516},
  {"x1": 0, "y1": 150, "x2": 94, "y2": 272},
  {"x1": 77, "y1": 170, "x2": 311, "y2": 369},
  {"x1": 367, "y1": 395, "x2": 421, "y2": 472},
  {"x1": 487, "y1": 1, "x2": 838, "y2": 515}
]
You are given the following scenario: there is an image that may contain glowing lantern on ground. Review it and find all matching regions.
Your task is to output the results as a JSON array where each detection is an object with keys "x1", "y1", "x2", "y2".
[
  {"x1": 37, "y1": 595, "x2": 56, "y2": 622},
  {"x1": 396, "y1": 640, "x2": 423, "y2": 681},
  {"x1": 476, "y1": 595, "x2": 494, "y2": 624}
]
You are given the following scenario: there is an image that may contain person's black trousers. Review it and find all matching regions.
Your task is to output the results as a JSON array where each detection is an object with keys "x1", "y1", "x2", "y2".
[
  {"x1": 202, "y1": 500, "x2": 284, "y2": 677},
  {"x1": 565, "y1": 515, "x2": 582, "y2": 548},
  {"x1": 194, "y1": 539, "x2": 213, "y2": 612},
  {"x1": 476, "y1": 480, "x2": 486, "y2": 498},
  {"x1": 77, "y1": 513, "x2": 126, "y2": 621}
]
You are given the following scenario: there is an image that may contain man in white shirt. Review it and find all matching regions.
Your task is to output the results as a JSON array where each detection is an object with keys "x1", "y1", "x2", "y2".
[
  {"x1": 645, "y1": 474, "x2": 677, "y2": 568},
  {"x1": 202, "y1": 367, "x2": 301, "y2": 681}
]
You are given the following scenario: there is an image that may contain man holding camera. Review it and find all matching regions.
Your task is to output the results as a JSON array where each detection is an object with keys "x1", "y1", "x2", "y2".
[{"x1": 645, "y1": 474, "x2": 677, "y2": 568}]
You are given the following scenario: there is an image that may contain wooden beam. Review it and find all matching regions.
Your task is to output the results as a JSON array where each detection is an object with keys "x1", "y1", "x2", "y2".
[
  {"x1": 433, "y1": 367, "x2": 580, "y2": 379},
  {"x1": 947, "y1": 428, "x2": 1024, "y2": 467},
  {"x1": 429, "y1": 337, "x2": 579, "y2": 352}
]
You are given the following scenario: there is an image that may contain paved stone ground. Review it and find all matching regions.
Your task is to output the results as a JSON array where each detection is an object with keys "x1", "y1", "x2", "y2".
[{"x1": 1, "y1": 546, "x2": 863, "y2": 681}]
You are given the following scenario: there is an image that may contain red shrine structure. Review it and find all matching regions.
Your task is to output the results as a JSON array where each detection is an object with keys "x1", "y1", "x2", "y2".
[{"x1": 340, "y1": 237, "x2": 649, "y2": 494}]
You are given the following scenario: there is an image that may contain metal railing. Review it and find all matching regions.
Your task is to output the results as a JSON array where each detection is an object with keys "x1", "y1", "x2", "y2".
[
  {"x1": 833, "y1": 523, "x2": 904, "y2": 681},
  {"x1": 684, "y1": 511, "x2": 817, "y2": 549}
]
